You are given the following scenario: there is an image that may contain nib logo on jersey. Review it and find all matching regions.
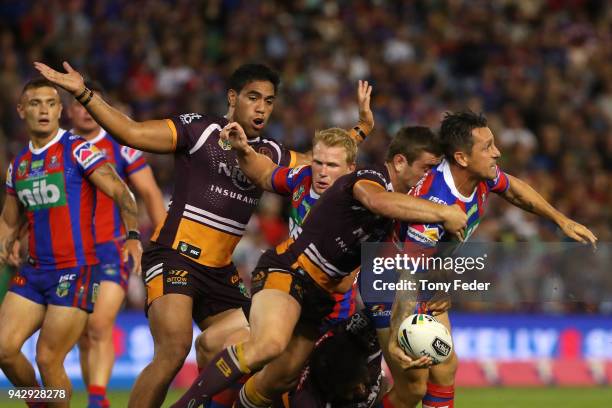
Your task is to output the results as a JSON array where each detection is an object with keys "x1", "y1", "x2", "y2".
[
  {"x1": 15, "y1": 173, "x2": 66, "y2": 210},
  {"x1": 217, "y1": 161, "x2": 255, "y2": 191}
]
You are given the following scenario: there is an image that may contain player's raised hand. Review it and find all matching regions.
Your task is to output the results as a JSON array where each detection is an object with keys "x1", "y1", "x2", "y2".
[
  {"x1": 388, "y1": 334, "x2": 432, "y2": 369},
  {"x1": 33, "y1": 61, "x2": 85, "y2": 96},
  {"x1": 221, "y1": 122, "x2": 249, "y2": 153},
  {"x1": 441, "y1": 204, "x2": 467, "y2": 241},
  {"x1": 558, "y1": 218, "x2": 598, "y2": 249},
  {"x1": 357, "y1": 80, "x2": 374, "y2": 130},
  {"x1": 123, "y1": 239, "x2": 143, "y2": 276}
]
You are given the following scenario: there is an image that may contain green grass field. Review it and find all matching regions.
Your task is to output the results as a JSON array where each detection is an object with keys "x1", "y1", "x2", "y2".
[{"x1": 2, "y1": 387, "x2": 612, "y2": 407}]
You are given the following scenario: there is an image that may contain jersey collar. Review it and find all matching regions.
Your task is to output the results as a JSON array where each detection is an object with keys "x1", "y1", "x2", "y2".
[
  {"x1": 440, "y1": 160, "x2": 476, "y2": 202},
  {"x1": 29, "y1": 128, "x2": 66, "y2": 155}
]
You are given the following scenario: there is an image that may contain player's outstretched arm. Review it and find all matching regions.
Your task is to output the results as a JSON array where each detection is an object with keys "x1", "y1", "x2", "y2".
[
  {"x1": 34, "y1": 61, "x2": 174, "y2": 153},
  {"x1": 290, "y1": 80, "x2": 375, "y2": 166},
  {"x1": 221, "y1": 122, "x2": 278, "y2": 192},
  {"x1": 128, "y1": 167, "x2": 167, "y2": 228},
  {"x1": 353, "y1": 181, "x2": 467, "y2": 238},
  {"x1": 0, "y1": 196, "x2": 24, "y2": 264},
  {"x1": 89, "y1": 163, "x2": 143, "y2": 275},
  {"x1": 502, "y1": 174, "x2": 598, "y2": 247}
]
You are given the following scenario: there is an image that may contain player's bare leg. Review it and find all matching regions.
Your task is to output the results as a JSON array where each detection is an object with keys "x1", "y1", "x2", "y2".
[
  {"x1": 239, "y1": 325, "x2": 317, "y2": 407},
  {"x1": 424, "y1": 312, "x2": 456, "y2": 407},
  {"x1": 196, "y1": 307, "x2": 249, "y2": 369},
  {"x1": 378, "y1": 327, "x2": 429, "y2": 407},
  {"x1": 79, "y1": 281, "x2": 125, "y2": 406},
  {"x1": 36, "y1": 304, "x2": 88, "y2": 408},
  {"x1": 128, "y1": 294, "x2": 194, "y2": 408},
  {"x1": 172, "y1": 289, "x2": 301, "y2": 407},
  {"x1": 0, "y1": 292, "x2": 45, "y2": 386}
]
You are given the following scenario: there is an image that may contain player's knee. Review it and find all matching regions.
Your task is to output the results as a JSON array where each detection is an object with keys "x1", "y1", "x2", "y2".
[
  {"x1": 156, "y1": 336, "x2": 192, "y2": 369},
  {"x1": 0, "y1": 340, "x2": 20, "y2": 365},
  {"x1": 250, "y1": 337, "x2": 287, "y2": 366},
  {"x1": 401, "y1": 378, "x2": 428, "y2": 403},
  {"x1": 35, "y1": 347, "x2": 63, "y2": 372},
  {"x1": 87, "y1": 316, "x2": 113, "y2": 343}
]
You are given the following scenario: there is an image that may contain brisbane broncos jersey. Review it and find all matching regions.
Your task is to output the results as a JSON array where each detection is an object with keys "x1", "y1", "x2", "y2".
[
  {"x1": 5, "y1": 129, "x2": 108, "y2": 269},
  {"x1": 151, "y1": 113, "x2": 296, "y2": 267},
  {"x1": 396, "y1": 159, "x2": 509, "y2": 247},
  {"x1": 77, "y1": 129, "x2": 149, "y2": 244},
  {"x1": 274, "y1": 164, "x2": 394, "y2": 292},
  {"x1": 271, "y1": 164, "x2": 358, "y2": 320}
]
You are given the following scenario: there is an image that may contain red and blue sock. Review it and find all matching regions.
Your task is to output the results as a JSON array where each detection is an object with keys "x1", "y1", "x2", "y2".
[
  {"x1": 422, "y1": 382, "x2": 454, "y2": 408},
  {"x1": 87, "y1": 385, "x2": 109, "y2": 408}
]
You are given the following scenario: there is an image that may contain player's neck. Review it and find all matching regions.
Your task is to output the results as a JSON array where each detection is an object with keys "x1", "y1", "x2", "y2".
[
  {"x1": 74, "y1": 126, "x2": 102, "y2": 140},
  {"x1": 448, "y1": 163, "x2": 478, "y2": 197},
  {"x1": 29, "y1": 127, "x2": 61, "y2": 149}
]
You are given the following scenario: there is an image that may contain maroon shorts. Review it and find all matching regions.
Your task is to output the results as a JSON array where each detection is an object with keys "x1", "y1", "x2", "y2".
[{"x1": 142, "y1": 243, "x2": 250, "y2": 324}]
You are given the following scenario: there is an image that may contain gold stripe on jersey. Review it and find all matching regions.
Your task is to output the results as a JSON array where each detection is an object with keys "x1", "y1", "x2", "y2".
[
  {"x1": 263, "y1": 272, "x2": 292, "y2": 293},
  {"x1": 165, "y1": 119, "x2": 178, "y2": 151},
  {"x1": 354, "y1": 179, "x2": 386, "y2": 191},
  {"x1": 171, "y1": 218, "x2": 241, "y2": 267},
  {"x1": 294, "y1": 254, "x2": 338, "y2": 293},
  {"x1": 146, "y1": 274, "x2": 164, "y2": 306},
  {"x1": 275, "y1": 238, "x2": 295, "y2": 255},
  {"x1": 288, "y1": 150, "x2": 297, "y2": 167}
]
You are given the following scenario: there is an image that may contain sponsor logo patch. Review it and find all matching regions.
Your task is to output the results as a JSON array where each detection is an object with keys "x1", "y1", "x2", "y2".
[
  {"x1": 218, "y1": 138, "x2": 232, "y2": 151},
  {"x1": 120, "y1": 146, "x2": 144, "y2": 164},
  {"x1": 432, "y1": 337, "x2": 451, "y2": 357},
  {"x1": 166, "y1": 269, "x2": 188, "y2": 286},
  {"x1": 56, "y1": 281, "x2": 71, "y2": 298},
  {"x1": 179, "y1": 113, "x2": 202, "y2": 125},
  {"x1": 15, "y1": 172, "x2": 67, "y2": 210},
  {"x1": 178, "y1": 241, "x2": 201, "y2": 259},
  {"x1": 73, "y1": 142, "x2": 104, "y2": 169},
  {"x1": 11, "y1": 275, "x2": 26, "y2": 287}
]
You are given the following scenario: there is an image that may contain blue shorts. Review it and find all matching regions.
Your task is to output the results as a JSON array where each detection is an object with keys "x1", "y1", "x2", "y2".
[
  {"x1": 95, "y1": 240, "x2": 130, "y2": 290},
  {"x1": 9, "y1": 264, "x2": 99, "y2": 313}
]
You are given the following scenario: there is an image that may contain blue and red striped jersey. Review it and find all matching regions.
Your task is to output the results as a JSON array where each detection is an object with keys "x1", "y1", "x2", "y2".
[
  {"x1": 5, "y1": 129, "x2": 108, "y2": 269},
  {"x1": 270, "y1": 164, "x2": 357, "y2": 320},
  {"x1": 75, "y1": 129, "x2": 148, "y2": 243},
  {"x1": 396, "y1": 159, "x2": 510, "y2": 247}
]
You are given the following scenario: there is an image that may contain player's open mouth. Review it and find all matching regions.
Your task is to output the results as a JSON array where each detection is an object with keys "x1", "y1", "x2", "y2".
[
  {"x1": 252, "y1": 118, "x2": 265, "y2": 130},
  {"x1": 38, "y1": 119, "x2": 50, "y2": 125},
  {"x1": 315, "y1": 181, "x2": 329, "y2": 190}
]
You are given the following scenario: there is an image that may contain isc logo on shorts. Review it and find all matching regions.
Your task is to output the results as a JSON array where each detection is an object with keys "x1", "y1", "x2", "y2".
[{"x1": 166, "y1": 270, "x2": 188, "y2": 286}]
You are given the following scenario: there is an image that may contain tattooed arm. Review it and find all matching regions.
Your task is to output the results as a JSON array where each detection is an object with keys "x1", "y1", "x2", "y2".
[
  {"x1": 0, "y1": 195, "x2": 24, "y2": 264},
  {"x1": 89, "y1": 163, "x2": 143, "y2": 274},
  {"x1": 502, "y1": 174, "x2": 597, "y2": 247}
]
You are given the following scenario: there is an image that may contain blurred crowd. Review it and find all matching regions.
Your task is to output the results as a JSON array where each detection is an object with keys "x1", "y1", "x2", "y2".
[{"x1": 0, "y1": 0, "x2": 610, "y2": 311}]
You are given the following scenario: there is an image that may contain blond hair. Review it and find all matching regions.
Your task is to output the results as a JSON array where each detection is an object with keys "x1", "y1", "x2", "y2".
[{"x1": 313, "y1": 127, "x2": 357, "y2": 164}]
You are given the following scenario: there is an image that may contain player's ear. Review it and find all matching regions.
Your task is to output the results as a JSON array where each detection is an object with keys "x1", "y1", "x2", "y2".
[
  {"x1": 454, "y1": 151, "x2": 468, "y2": 168},
  {"x1": 16, "y1": 103, "x2": 25, "y2": 120},
  {"x1": 393, "y1": 153, "x2": 407, "y2": 173},
  {"x1": 227, "y1": 89, "x2": 237, "y2": 109}
]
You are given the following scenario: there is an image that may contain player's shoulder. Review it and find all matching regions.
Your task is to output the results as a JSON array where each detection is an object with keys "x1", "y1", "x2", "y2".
[
  {"x1": 286, "y1": 164, "x2": 312, "y2": 179},
  {"x1": 354, "y1": 164, "x2": 392, "y2": 189},
  {"x1": 174, "y1": 112, "x2": 228, "y2": 129},
  {"x1": 249, "y1": 136, "x2": 287, "y2": 162}
]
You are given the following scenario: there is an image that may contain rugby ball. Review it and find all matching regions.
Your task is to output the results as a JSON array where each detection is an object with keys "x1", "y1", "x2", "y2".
[{"x1": 397, "y1": 314, "x2": 453, "y2": 364}]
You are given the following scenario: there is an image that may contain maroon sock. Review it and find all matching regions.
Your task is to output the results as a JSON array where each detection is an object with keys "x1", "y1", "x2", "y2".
[{"x1": 171, "y1": 345, "x2": 250, "y2": 408}]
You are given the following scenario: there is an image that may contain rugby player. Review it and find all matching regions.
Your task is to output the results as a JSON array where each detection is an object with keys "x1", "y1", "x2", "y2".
[
  {"x1": 384, "y1": 111, "x2": 598, "y2": 408},
  {"x1": 67, "y1": 81, "x2": 166, "y2": 408},
  {"x1": 171, "y1": 123, "x2": 467, "y2": 408},
  {"x1": 34, "y1": 61, "x2": 368, "y2": 407},
  {"x1": 0, "y1": 78, "x2": 142, "y2": 408},
  {"x1": 195, "y1": 81, "x2": 373, "y2": 408}
]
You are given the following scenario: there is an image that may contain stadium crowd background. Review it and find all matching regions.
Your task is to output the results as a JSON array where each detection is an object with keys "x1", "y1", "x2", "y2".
[{"x1": 0, "y1": 0, "x2": 610, "y2": 312}]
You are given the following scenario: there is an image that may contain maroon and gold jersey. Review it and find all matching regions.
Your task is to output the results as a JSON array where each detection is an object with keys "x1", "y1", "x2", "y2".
[
  {"x1": 151, "y1": 113, "x2": 296, "y2": 267},
  {"x1": 273, "y1": 164, "x2": 394, "y2": 292}
]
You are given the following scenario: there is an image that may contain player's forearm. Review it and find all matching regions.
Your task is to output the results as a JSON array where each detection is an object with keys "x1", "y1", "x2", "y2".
[
  {"x1": 78, "y1": 94, "x2": 140, "y2": 145},
  {"x1": 371, "y1": 192, "x2": 450, "y2": 224},
  {"x1": 114, "y1": 186, "x2": 140, "y2": 233},
  {"x1": 503, "y1": 174, "x2": 565, "y2": 224},
  {"x1": 141, "y1": 188, "x2": 166, "y2": 228},
  {"x1": 236, "y1": 147, "x2": 276, "y2": 192}
]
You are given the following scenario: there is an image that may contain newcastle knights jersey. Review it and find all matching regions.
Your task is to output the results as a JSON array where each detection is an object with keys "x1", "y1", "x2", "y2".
[
  {"x1": 80, "y1": 129, "x2": 149, "y2": 244},
  {"x1": 151, "y1": 113, "x2": 296, "y2": 267},
  {"x1": 396, "y1": 159, "x2": 510, "y2": 247},
  {"x1": 5, "y1": 128, "x2": 108, "y2": 269}
]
